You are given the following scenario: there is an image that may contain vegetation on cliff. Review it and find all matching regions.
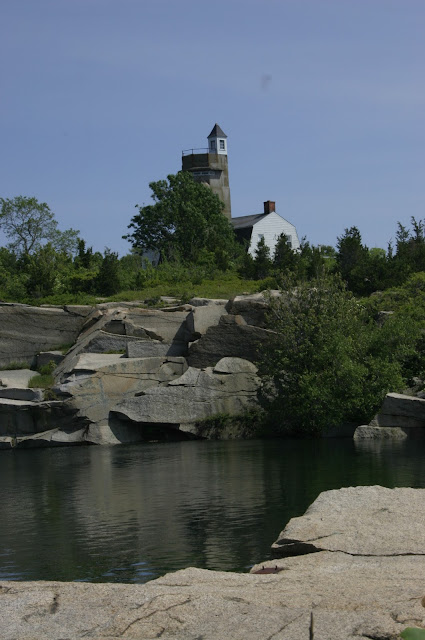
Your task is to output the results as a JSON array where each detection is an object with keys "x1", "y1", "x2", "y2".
[
  {"x1": 258, "y1": 273, "x2": 424, "y2": 435},
  {"x1": 2, "y1": 187, "x2": 425, "y2": 437}
]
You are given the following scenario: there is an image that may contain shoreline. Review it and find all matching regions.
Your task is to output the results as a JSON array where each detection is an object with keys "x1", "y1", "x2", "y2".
[{"x1": 2, "y1": 486, "x2": 424, "y2": 639}]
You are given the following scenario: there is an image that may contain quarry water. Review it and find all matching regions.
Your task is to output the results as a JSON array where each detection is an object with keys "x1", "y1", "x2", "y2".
[{"x1": 1, "y1": 437, "x2": 425, "y2": 584}]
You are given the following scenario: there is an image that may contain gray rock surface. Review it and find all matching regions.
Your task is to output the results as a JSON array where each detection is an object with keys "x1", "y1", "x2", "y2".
[
  {"x1": 54, "y1": 306, "x2": 194, "y2": 382},
  {"x1": 126, "y1": 340, "x2": 187, "y2": 358},
  {"x1": 1, "y1": 486, "x2": 425, "y2": 639},
  {"x1": 0, "y1": 303, "x2": 91, "y2": 368},
  {"x1": 227, "y1": 291, "x2": 273, "y2": 327},
  {"x1": 271, "y1": 485, "x2": 425, "y2": 557},
  {"x1": 354, "y1": 424, "x2": 408, "y2": 439},
  {"x1": 0, "y1": 369, "x2": 36, "y2": 388},
  {"x1": 189, "y1": 299, "x2": 228, "y2": 337},
  {"x1": 0, "y1": 436, "x2": 14, "y2": 449},
  {"x1": 35, "y1": 351, "x2": 64, "y2": 369},
  {"x1": 113, "y1": 357, "x2": 260, "y2": 428},
  {"x1": 0, "y1": 387, "x2": 44, "y2": 402},
  {"x1": 0, "y1": 398, "x2": 79, "y2": 439},
  {"x1": 187, "y1": 315, "x2": 272, "y2": 368},
  {"x1": 15, "y1": 426, "x2": 87, "y2": 448},
  {"x1": 58, "y1": 356, "x2": 188, "y2": 428},
  {"x1": 372, "y1": 392, "x2": 425, "y2": 429}
]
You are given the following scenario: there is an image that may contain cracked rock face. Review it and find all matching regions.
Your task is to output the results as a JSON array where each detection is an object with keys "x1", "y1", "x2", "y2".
[
  {"x1": 58, "y1": 356, "x2": 188, "y2": 428},
  {"x1": 1, "y1": 487, "x2": 425, "y2": 639},
  {"x1": 0, "y1": 303, "x2": 90, "y2": 368},
  {"x1": 271, "y1": 485, "x2": 425, "y2": 557},
  {"x1": 112, "y1": 358, "x2": 260, "y2": 426}
]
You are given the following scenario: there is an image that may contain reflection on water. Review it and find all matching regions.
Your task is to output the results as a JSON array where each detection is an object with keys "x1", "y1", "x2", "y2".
[{"x1": 1, "y1": 437, "x2": 425, "y2": 583}]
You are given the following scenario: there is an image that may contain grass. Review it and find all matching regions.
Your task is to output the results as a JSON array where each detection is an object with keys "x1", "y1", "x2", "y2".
[
  {"x1": 28, "y1": 373, "x2": 54, "y2": 389},
  {"x1": 107, "y1": 274, "x2": 276, "y2": 305},
  {"x1": 50, "y1": 343, "x2": 74, "y2": 355},
  {"x1": 104, "y1": 349, "x2": 126, "y2": 354},
  {"x1": 9, "y1": 271, "x2": 275, "y2": 308},
  {"x1": 0, "y1": 361, "x2": 31, "y2": 370}
]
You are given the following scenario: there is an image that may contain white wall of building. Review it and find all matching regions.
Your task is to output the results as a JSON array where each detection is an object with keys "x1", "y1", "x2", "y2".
[{"x1": 248, "y1": 212, "x2": 300, "y2": 258}]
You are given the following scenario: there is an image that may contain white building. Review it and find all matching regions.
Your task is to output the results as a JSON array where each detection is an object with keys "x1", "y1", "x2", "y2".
[{"x1": 232, "y1": 201, "x2": 300, "y2": 258}]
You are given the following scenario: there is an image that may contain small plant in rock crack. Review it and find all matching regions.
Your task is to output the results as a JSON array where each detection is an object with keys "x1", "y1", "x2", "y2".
[{"x1": 400, "y1": 629, "x2": 425, "y2": 639}]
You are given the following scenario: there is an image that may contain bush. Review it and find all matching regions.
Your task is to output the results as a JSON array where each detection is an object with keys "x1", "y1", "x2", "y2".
[
  {"x1": 258, "y1": 274, "x2": 409, "y2": 435},
  {"x1": 28, "y1": 373, "x2": 54, "y2": 389}
]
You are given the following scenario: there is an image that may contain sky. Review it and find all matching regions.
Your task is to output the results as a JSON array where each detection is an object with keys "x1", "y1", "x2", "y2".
[{"x1": 1, "y1": 0, "x2": 424, "y2": 256}]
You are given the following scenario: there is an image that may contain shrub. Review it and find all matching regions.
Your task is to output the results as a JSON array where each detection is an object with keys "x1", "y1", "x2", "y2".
[
  {"x1": 258, "y1": 274, "x2": 409, "y2": 435},
  {"x1": 28, "y1": 374, "x2": 54, "y2": 389}
]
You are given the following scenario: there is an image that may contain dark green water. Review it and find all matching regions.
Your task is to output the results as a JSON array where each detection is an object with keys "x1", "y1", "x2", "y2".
[{"x1": 1, "y1": 437, "x2": 425, "y2": 583}]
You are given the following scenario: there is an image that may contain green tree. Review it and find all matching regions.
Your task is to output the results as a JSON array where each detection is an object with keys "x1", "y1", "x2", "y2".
[
  {"x1": 336, "y1": 226, "x2": 370, "y2": 294},
  {"x1": 253, "y1": 237, "x2": 272, "y2": 279},
  {"x1": 258, "y1": 274, "x2": 406, "y2": 435},
  {"x1": 273, "y1": 233, "x2": 299, "y2": 272},
  {"x1": 392, "y1": 217, "x2": 425, "y2": 283},
  {"x1": 124, "y1": 172, "x2": 237, "y2": 266},
  {"x1": 25, "y1": 243, "x2": 72, "y2": 298},
  {"x1": 0, "y1": 196, "x2": 79, "y2": 257},
  {"x1": 96, "y1": 248, "x2": 121, "y2": 296}
]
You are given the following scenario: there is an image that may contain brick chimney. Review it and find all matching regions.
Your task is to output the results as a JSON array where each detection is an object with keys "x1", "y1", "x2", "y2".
[{"x1": 264, "y1": 200, "x2": 275, "y2": 214}]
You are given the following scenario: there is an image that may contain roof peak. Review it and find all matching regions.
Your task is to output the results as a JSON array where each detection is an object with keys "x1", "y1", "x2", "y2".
[{"x1": 208, "y1": 123, "x2": 227, "y2": 138}]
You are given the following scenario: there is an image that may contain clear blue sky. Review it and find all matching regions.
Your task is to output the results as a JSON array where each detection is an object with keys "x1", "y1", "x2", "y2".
[{"x1": 1, "y1": 0, "x2": 424, "y2": 256}]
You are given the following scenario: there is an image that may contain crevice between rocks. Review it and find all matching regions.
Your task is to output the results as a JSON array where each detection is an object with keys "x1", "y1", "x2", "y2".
[{"x1": 273, "y1": 538, "x2": 425, "y2": 559}]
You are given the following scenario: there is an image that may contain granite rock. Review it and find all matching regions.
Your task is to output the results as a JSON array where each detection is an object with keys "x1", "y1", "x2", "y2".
[
  {"x1": 113, "y1": 357, "x2": 260, "y2": 428},
  {"x1": 372, "y1": 392, "x2": 425, "y2": 429},
  {"x1": 0, "y1": 303, "x2": 90, "y2": 368},
  {"x1": 187, "y1": 315, "x2": 272, "y2": 368},
  {"x1": 271, "y1": 485, "x2": 425, "y2": 557},
  {"x1": 58, "y1": 356, "x2": 188, "y2": 428}
]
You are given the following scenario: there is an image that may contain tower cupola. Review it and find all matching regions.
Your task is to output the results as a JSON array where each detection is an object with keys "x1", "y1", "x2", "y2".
[{"x1": 207, "y1": 123, "x2": 227, "y2": 156}]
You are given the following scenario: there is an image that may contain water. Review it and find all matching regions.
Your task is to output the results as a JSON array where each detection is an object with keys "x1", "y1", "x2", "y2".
[{"x1": 1, "y1": 437, "x2": 425, "y2": 583}]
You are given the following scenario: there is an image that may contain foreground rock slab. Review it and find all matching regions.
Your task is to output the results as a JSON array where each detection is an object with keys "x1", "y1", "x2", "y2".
[
  {"x1": 271, "y1": 485, "x2": 425, "y2": 556},
  {"x1": 1, "y1": 553, "x2": 424, "y2": 639}
]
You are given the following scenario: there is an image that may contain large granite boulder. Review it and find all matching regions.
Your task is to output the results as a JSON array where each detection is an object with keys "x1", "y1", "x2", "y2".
[
  {"x1": 0, "y1": 398, "x2": 79, "y2": 438},
  {"x1": 354, "y1": 392, "x2": 425, "y2": 439},
  {"x1": 0, "y1": 369, "x2": 35, "y2": 388},
  {"x1": 271, "y1": 485, "x2": 425, "y2": 557},
  {"x1": 1, "y1": 487, "x2": 425, "y2": 639},
  {"x1": 0, "y1": 303, "x2": 92, "y2": 368},
  {"x1": 372, "y1": 392, "x2": 425, "y2": 429},
  {"x1": 226, "y1": 290, "x2": 280, "y2": 327},
  {"x1": 113, "y1": 357, "x2": 260, "y2": 430},
  {"x1": 15, "y1": 426, "x2": 88, "y2": 448},
  {"x1": 188, "y1": 297, "x2": 228, "y2": 337},
  {"x1": 58, "y1": 355, "x2": 188, "y2": 433},
  {"x1": 187, "y1": 315, "x2": 272, "y2": 368},
  {"x1": 54, "y1": 306, "x2": 196, "y2": 382}
]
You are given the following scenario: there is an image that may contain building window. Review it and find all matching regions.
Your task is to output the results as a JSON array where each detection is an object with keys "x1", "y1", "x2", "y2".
[
  {"x1": 219, "y1": 139, "x2": 225, "y2": 150},
  {"x1": 210, "y1": 140, "x2": 216, "y2": 151}
]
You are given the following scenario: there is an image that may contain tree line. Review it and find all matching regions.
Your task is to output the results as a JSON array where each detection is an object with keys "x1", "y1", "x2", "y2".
[
  {"x1": 3, "y1": 174, "x2": 425, "y2": 436},
  {"x1": 2, "y1": 175, "x2": 425, "y2": 302}
]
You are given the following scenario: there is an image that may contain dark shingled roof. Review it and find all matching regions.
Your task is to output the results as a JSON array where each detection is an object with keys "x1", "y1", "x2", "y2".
[
  {"x1": 208, "y1": 123, "x2": 227, "y2": 139},
  {"x1": 231, "y1": 213, "x2": 267, "y2": 229}
]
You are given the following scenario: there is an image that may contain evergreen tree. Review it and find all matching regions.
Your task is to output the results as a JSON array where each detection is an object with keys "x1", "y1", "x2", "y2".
[
  {"x1": 253, "y1": 237, "x2": 272, "y2": 279},
  {"x1": 96, "y1": 249, "x2": 121, "y2": 296}
]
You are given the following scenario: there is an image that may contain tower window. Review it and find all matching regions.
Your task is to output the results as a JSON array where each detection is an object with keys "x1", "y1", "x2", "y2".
[
  {"x1": 210, "y1": 140, "x2": 216, "y2": 151},
  {"x1": 219, "y1": 140, "x2": 225, "y2": 150}
]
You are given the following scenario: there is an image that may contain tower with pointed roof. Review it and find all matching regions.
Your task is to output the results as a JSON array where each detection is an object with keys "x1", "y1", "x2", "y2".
[{"x1": 182, "y1": 124, "x2": 231, "y2": 219}]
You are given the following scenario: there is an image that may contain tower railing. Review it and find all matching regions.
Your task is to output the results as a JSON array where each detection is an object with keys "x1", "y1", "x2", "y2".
[{"x1": 182, "y1": 148, "x2": 216, "y2": 156}]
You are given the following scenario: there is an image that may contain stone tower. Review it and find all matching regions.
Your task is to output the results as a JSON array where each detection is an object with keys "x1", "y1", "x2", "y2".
[{"x1": 182, "y1": 124, "x2": 231, "y2": 219}]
